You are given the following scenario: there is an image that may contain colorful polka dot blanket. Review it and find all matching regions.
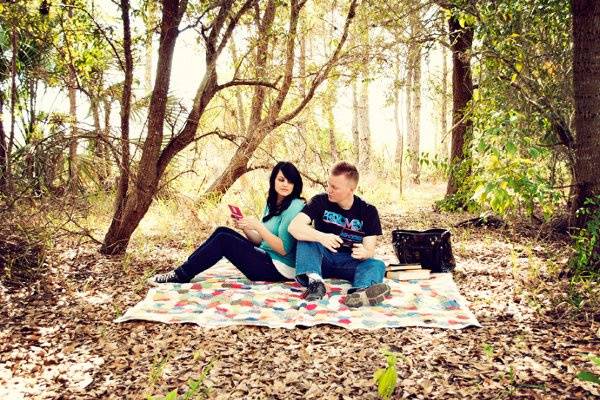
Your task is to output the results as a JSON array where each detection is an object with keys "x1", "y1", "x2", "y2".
[{"x1": 115, "y1": 262, "x2": 480, "y2": 329}]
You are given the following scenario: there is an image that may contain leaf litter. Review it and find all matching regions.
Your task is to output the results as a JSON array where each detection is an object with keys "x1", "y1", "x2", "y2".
[{"x1": 1, "y1": 205, "x2": 599, "y2": 399}]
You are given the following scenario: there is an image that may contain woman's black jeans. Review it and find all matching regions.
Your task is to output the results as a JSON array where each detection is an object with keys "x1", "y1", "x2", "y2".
[{"x1": 175, "y1": 226, "x2": 287, "y2": 282}]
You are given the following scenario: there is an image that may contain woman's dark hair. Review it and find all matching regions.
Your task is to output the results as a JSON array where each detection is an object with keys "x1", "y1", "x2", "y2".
[{"x1": 263, "y1": 161, "x2": 303, "y2": 222}]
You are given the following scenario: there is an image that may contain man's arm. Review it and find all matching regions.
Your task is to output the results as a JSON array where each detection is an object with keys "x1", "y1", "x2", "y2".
[
  {"x1": 288, "y1": 212, "x2": 343, "y2": 252},
  {"x1": 351, "y1": 235, "x2": 377, "y2": 259}
]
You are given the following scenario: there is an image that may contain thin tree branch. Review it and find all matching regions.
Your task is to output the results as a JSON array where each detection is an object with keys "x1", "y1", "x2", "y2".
[{"x1": 216, "y1": 79, "x2": 280, "y2": 91}]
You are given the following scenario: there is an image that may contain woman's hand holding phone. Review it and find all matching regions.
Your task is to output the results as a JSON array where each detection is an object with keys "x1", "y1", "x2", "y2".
[{"x1": 228, "y1": 204, "x2": 243, "y2": 220}]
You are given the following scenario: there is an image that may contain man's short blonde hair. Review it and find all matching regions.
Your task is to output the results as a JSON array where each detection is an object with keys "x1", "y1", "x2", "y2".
[{"x1": 330, "y1": 161, "x2": 359, "y2": 184}]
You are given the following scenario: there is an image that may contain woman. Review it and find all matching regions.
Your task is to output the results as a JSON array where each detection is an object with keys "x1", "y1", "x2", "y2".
[{"x1": 149, "y1": 161, "x2": 305, "y2": 284}]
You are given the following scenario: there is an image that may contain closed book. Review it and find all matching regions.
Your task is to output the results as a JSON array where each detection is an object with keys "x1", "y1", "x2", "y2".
[
  {"x1": 386, "y1": 269, "x2": 431, "y2": 280},
  {"x1": 387, "y1": 263, "x2": 421, "y2": 271}
]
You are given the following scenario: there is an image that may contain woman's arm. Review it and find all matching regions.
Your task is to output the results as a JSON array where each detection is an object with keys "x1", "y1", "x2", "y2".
[
  {"x1": 253, "y1": 221, "x2": 286, "y2": 255},
  {"x1": 235, "y1": 216, "x2": 285, "y2": 253},
  {"x1": 233, "y1": 218, "x2": 263, "y2": 245}
]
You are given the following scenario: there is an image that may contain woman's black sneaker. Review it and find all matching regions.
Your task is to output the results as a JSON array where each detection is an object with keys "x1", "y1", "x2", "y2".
[{"x1": 148, "y1": 270, "x2": 189, "y2": 286}]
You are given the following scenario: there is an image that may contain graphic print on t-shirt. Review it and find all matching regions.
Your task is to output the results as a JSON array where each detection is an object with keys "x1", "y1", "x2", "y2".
[{"x1": 322, "y1": 209, "x2": 363, "y2": 231}]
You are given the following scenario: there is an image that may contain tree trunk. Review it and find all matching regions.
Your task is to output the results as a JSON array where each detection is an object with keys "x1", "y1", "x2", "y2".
[
  {"x1": 90, "y1": 95, "x2": 109, "y2": 186},
  {"x1": 570, "y1": 1, "x2": 600, "y2": 233},
  {"x1": 7, "y1": 25, "x2": 18, "y2": 193},
  {"x1": 102, "y1": 97, "x2": 113, "y2": 183},
  {"x1": 0, "y1": 90, "x2": 6, "y2": 192},
  {"x1": 393, "y1": 53, "x2": 403, "y2": 194},
  {"x1": 67, "y1": 74, "x2": 78, "y2": 191},
  {"x1": 101, "y1": 0, "x2": 252, "y2": 254},
  {"x1": 323, "y1": 72, "x2": 338, "y2": 161},
  {"x1": 441, "y1": 40, "x2": 449, "y2": 159},
  {"x1": 445, "y1": 15, "x2": 474, "y2": 197},
  {"x1": 297, "y1": 20, "x2": 309, "y2": 139},
  {"x1": 355, "y1": 25, "x2": 371, "y2": 171},
  {"x1": 407, "y1": 12, "x2": 421, "y2": 185},
  {"x1": 405, "y1": 49, "x2": 413, "y2": 179},
  {"x1": 409, "y1": 46, "x2": 421, "y2": 184},
  {"x1": 115, "y1": 0, "x2": 133, "y2": 224},
  {"x1": 26, "y1": 80, "x2": 38, "y2": 139},
  {"x1": 64, "y1": 1, "x2": 79, "y2": 193},
  {"x1": 205, "y1": 0, "x2": 291, "y2": 197},
  {"x1": 101, "y1": 0, "x2": 187, "y2": 255}
]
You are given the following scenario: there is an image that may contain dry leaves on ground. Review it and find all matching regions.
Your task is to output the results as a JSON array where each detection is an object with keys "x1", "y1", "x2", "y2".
[{"x1": 1, "y1": 209, "x2": 599, "y2": 399}]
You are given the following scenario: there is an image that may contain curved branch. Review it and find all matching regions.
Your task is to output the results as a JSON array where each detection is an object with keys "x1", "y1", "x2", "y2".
[{"x1": 216, "y1": 79, "x2": 280, "y2": 91}]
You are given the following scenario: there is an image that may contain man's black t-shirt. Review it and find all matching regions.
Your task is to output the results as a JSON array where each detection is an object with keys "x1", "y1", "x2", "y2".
[{"x1": 301, "y1": 193, "x2": 382, "y2": 250}]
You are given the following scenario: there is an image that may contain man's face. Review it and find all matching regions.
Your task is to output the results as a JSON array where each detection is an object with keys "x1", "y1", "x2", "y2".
[{"x1": 326, "y1": 174, "x2": 355, "y2": 204}]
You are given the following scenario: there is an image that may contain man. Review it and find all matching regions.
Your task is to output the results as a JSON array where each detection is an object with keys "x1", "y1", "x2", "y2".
[{"x1": 288, "y1": 161, "x2": 390, "y2": 307}]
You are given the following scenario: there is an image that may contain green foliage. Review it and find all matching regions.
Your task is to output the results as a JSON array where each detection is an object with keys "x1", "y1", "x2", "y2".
[
  {"x1": 469, "y1": 110, "x2": 565, "y2": 218},
  {"x1": 147, "y1": 360, "x2": 214, "y2": 400},
  {"x1": 435, "y1": 158, "x2": 478, "y2": 212},
  {"x1": 576, "y1": 354, "x2": 600, "y2": 386},
  {"x1": 447, "y1": 0, "x2": 572, "y2": 219},
  {"x1": 373, "y1": 349, "x2": 398, "y2": 400},
  {"x1": 570, "y1": 196, "x2": 600, "y2": 277},
  {"x1": 483, "y1": 343, "x2": 494, "y2": 359}
]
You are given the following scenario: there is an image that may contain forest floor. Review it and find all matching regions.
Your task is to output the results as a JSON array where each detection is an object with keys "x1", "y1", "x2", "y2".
[{"x1": 1, "y1": 183, "x2": 599, "y2": 399}]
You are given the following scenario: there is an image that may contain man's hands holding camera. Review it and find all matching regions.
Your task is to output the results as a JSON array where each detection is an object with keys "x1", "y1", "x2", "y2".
[
  {"x1": 318, "y1": 232, "x2": 344, "y2": 252},
  {"x1": 350, "y1": 243, "x2": 370, "y2": 259},
  {"x1": 317, "y1": 233, "x2": 370, "y2": 259}
]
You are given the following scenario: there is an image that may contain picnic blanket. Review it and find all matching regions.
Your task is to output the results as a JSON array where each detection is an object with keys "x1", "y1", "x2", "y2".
[{"x1": 115, "y1": 261, "x2": 480, "y2": 330}]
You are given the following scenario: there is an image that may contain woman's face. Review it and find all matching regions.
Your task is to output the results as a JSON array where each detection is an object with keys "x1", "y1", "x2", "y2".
[{"x1": 274, "y1": 170, "x2": 294, "y2": 200}]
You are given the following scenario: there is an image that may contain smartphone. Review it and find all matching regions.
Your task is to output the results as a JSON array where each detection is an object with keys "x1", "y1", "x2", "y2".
[{"x1": 228, "y1": 204, "x2": 243, "y2": 220}]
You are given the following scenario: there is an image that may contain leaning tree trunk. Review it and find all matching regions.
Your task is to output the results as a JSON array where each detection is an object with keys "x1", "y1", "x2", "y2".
[
  {"x1": 570, "y1": 0, "x2": 600, "y2": 234},
  {"x1": 101, "y1": 0, "x2": 253, "y2": 255},
  {"x1": 205, "y1": 0, "x2": 357, "y2": 198},
  {"x1": 101, "y1": 0, "x2": 185, "y2": 255},
  {"x1": 445, "y1": 15, "x2": 474, "y2": 198},
  {"x1": 101, "y1": 0, "x2": 178, "y2": 255}
]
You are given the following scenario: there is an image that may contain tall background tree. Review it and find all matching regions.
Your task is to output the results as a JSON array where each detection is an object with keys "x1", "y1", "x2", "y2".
[{"x1": 570, "y1": 0, "x2": 600, "y2": 229}]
